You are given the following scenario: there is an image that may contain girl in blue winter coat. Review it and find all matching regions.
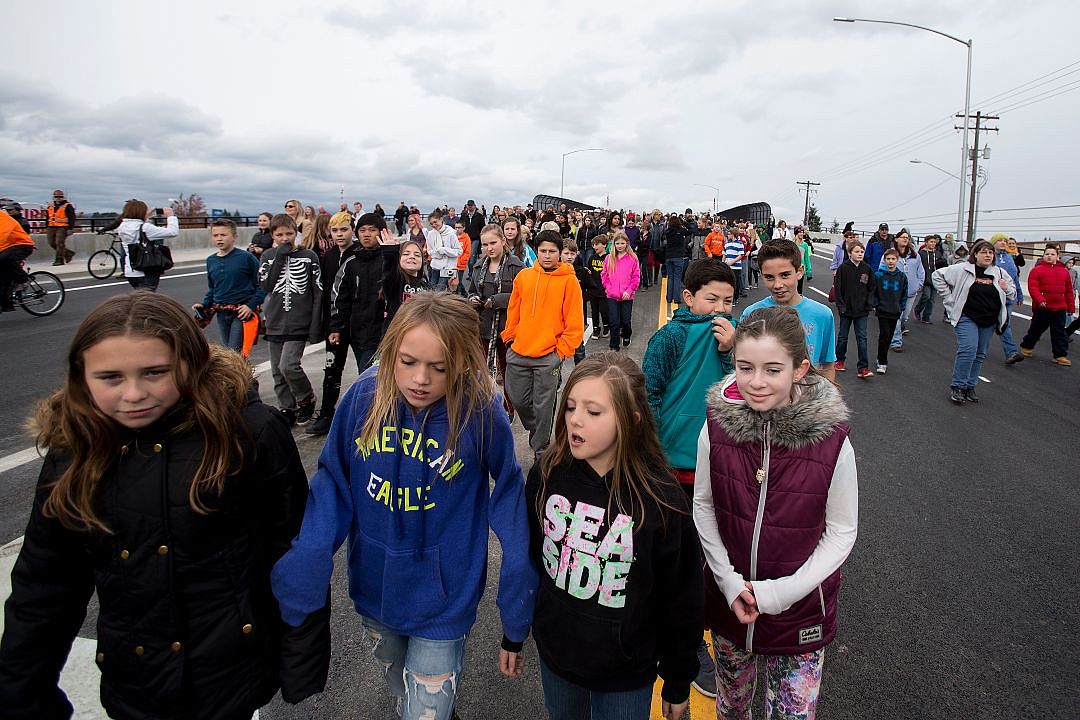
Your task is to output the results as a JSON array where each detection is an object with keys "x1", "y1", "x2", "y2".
[{"x1": 272, "y1": 292, "x2": 537, "y2": 720}]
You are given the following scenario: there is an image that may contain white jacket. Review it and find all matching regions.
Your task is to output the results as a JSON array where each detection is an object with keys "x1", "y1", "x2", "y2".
[
  {"x1": 119, "y1": 216, "x2": 179, "y2": 278},
  {"x1": 426, "y1": 224, "x2": 461, "y2": 272},
  {"x1": 932, "y1": 260, "x2": 1016, "y2": 331}
]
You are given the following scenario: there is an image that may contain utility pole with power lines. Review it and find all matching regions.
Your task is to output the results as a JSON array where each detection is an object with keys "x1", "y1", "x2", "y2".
[{"x1": 797, "y1": 180, "x2": 821, "y2": 228}]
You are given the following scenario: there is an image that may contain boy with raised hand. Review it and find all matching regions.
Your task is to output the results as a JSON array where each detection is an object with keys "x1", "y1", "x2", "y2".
[
  {"x1": 194, "y1": 219, "x2": 264, "y2": 354},
  {"x1": 329, "y1": 212, "x2": 398, "y2": 378},
  {"x1": 502, "y1": 230, "x2": 584, "y2": 460},
  {"x1": 741, "y1": 238, "x2": 836, "y2": 381}
]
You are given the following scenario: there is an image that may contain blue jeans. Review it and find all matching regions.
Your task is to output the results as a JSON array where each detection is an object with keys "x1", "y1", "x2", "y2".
[
  {"x1": 951, "y1": 316, "x2": 995, "y2": 389},
  {"x1": 891, "y1": 297, "x2": 915, "y2": 348},
  {"x1": 999, "y1": 303, "x2": 1019, "y2": 357},
  {"x1": 837, "y1": 315, "x2": 869, "y2": 370},
  {"x1": 538, "y1": 656, "x2": 653, "y2": 720},
  {"x1": 606, "y1": 298, "x2": 633, "y2": 349},
  {"x1": 429, "y1": 267, "x2": 452, "y2": 290},
  {"x1": 664, "y1": 256, "x2": 688, "y2": 304},
  {"x1": 215, "y1": 310, "x2": 245, "y2": 352},
  {"x1": 361, "y1": 616, "x2": 467, "y2": 720},
  {"x1": 914, "y1": 285, "x2": 936, "y2": 321}
]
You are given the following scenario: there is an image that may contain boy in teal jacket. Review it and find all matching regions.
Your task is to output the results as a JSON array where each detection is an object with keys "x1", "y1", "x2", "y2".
[
  {"x1": 643, "y1": 258, "x2": 738, "y2": 485},
  {"x1": 641, "y1": 256, "x2": 737, "y2": 698}
]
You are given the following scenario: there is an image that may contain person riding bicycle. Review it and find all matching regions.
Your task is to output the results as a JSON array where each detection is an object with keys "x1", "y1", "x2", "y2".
[{"x1": 0, "y1": 202, "x2": 35, "y2": 312}]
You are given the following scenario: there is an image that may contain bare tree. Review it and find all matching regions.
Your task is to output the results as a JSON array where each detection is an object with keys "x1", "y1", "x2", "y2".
[{"x1": 171, "y1": 193, "x2": 208, "y2": 228}]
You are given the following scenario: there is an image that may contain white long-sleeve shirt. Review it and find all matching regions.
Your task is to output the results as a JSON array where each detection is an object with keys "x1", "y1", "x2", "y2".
[{"x1": 692, "y1": 423, "x2": 859, "y2": 616}]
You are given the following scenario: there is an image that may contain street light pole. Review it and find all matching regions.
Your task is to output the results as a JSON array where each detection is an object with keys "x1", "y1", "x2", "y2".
[
  {"x1": 693, "y1": 184, "x2": 721, "y2": 213},
  {"x1": 834, "y1": 17, "x2": 972, "y2": 246},
  {"x1": 560, "y1": 148, "x2": 605, "y2": 198},
  {"x1": 910, "y1": 158, "x2": 959, "y2": 180}
]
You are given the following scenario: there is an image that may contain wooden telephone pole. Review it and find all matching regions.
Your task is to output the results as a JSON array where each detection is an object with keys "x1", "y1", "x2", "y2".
[
  {"x1": 797, "y1": 180, "x2": 820, "y2": 227},
  {"x1": 955, "y1": 112, "x2": 999, "y2": 244}
]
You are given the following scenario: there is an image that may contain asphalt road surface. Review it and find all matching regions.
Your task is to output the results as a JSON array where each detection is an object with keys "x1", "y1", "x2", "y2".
[{"x1": 0, "y1": 249, "x2": 1077, "y2": 719}]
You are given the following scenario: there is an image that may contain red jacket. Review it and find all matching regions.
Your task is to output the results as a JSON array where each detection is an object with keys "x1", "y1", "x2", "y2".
[{"x1": 1027, "y1": 260, "x2": 1075, "y2": 313}]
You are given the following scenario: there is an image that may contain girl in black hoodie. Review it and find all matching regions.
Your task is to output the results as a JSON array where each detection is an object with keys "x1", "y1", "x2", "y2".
[{"x1": 526, "y1": 352, "x2": 703, "y2": 720}]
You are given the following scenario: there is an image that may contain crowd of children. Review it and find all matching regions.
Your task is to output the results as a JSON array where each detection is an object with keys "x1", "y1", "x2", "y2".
[{"x1": 1, "y1": 202, "x2": 868, "y2": 720}]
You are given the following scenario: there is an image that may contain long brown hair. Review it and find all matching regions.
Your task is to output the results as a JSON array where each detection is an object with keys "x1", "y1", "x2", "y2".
[
  {"x1": 33, "y1": 292, "x2": 252, "y2": 533},
  {"x1": 539, "y1": 352, "x2": 681, "y2": 532},
  {"x1": 358, "y1": 293, "x2": 493, "y2": 458}
]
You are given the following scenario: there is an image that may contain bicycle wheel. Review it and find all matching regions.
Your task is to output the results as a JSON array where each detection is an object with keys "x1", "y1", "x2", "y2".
[
  {"x1": 16, "y1": 271, "x2": 66, "y2": 316},
  {"x1": 88, "y1": 249, "x2": 118, "y2": 279}
]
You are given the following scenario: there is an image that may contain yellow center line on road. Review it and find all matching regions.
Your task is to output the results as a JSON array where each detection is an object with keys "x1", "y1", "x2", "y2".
[{"x1": 658, "y1": 276, "x2": 671, "y2": 329}]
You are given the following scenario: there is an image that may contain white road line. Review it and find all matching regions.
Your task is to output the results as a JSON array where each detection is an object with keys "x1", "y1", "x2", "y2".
[
  {"x1": 978, "y1": 376, "x2": 992, "y2": 383},
  {"x1": 64, "y1": 269, "x2": 207, "y2": 293},
  {"x1": 0, "y1": 447, "x2": 42, "y2": 474}
]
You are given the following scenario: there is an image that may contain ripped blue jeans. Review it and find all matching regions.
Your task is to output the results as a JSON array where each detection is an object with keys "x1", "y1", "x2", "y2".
[{"x1": 361, "y1": 616, "x2": 467, "y2": 720}]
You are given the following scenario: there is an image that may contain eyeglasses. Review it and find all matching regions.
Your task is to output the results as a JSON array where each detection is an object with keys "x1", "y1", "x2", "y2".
[{"x1": 285, "y1": 204, "x2": 296, "y2": 209}]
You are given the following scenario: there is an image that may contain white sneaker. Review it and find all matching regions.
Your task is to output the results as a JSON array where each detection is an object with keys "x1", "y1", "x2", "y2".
[{"x1": 876, "y1": 364, "x2": 887, "y2": 374}]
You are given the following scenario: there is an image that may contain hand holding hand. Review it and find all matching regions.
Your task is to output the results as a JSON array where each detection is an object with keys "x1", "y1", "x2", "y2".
[
  {"x1": 498, "y1": 649, "x2": 524, "y2": 677},
  {"x1": 662, "y1": 700, "x2": 689, "y2": 720},
  {"x1": 731, "y1": 582, "x2": 759, "y2": 624}
]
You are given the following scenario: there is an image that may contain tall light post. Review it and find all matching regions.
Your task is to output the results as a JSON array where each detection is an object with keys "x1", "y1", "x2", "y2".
[
  {"x1": 693, "y1": 184, "x2": 721, "y2": 213},
  {"x1": 560, "y1": 148, "x2": 605, "y2": 199},
  {"x1": 834, "y1": 17, "x2": 972, "y2": 246}
]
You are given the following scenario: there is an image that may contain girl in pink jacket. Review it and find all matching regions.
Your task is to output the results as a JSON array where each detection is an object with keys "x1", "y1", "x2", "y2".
[{"x1": 601, "y1": 231, "x2": 641, "y2": 350}]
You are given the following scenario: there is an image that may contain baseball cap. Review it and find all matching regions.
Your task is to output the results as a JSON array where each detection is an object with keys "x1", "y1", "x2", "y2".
[{"x1": 879, "y1": 223, "x2": 889, "y2": 230}]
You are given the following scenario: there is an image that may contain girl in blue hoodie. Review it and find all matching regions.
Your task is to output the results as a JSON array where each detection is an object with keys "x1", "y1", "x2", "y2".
[{"x1": 272, "y1": 293, "x2": 538, "y2": 720}]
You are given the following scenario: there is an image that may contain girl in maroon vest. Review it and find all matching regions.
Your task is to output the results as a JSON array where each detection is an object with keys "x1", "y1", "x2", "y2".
[{"x1": 693, "y1": 306, "x2": 858, "y2": 719}]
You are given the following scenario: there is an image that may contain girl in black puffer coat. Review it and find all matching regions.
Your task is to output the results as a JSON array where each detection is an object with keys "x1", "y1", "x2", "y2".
[{"x1": 0, "y1": 292, "x2": 312, "y2": 720}]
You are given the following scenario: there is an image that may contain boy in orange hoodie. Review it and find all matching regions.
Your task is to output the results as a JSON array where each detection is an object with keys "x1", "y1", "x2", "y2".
[
  {"x1": 453, "y1": 219, "x2": 472, "y2": 296},
  {"x1": 704, "y1": 220, "x2": 726, "y2": 259},
  {"x1": 502, "y1": 229, "x2": 584, "y2": 458}
]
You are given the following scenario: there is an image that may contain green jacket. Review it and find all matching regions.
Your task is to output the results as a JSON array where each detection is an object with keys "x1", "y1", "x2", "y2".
[{"x1": 643, "y1": 308, "x2": 736, "y2": 470}]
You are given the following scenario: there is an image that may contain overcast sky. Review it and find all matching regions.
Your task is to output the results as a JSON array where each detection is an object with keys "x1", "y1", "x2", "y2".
[{"x1": 4, "y1": 0, "x2": 1078, "y2": 239}]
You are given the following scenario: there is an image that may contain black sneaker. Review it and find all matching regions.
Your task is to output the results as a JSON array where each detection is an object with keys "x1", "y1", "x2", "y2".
[
  {"x1": 278, "y1": 407, "x2": 297, "y2": 425},
  {"x1": 1005, "y1": 353, "x2": 1025, "y2": 365},
  {"x1": 949, "y1": 387, "x2": 965, "y2": 405},
  {"x1": 622, "y1": 336, "x2": 631, "y2": 348},
  {"x1": 295, "y1": 399, "x2": 316, "y2": 424},
  {"x1": 305, "y1": 412, "x2": 333, "y2": 436},
  {"x1": 600, "y1": 326, "x2": 611, "y2": 338},
  {"x1": 692, "y1": 639, "x2": 717, "y2": 698},
  {"x1": 962, "y1": 387, "x2": 979, "y2": 403}
]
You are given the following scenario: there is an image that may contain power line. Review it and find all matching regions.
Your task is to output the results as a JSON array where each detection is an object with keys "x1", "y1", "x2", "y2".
[
  {"x1": 975, "y1": 58, "x2": 1080, "y2": 106},
  {"x1": 822, "y1": 132, "x2": 955, "y2": 183},
  {"x1": 858, "y1": 178, "x2": 954, "y2": 219},
  {"x1": 817, "y1": 117, "x2": 954, "y2": 178},
  {"x1": 994, "y1": 79, "x2": 1080, "y2": 115}
]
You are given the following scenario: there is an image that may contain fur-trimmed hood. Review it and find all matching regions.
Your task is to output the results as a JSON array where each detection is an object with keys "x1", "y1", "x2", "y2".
[{"x1": 705, "y1": 374, "x2": 849, "y2": 449}]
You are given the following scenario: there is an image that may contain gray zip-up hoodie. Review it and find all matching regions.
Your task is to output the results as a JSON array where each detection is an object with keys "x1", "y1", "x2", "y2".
[{"x1": 931, "y1": 260, "x2": 1015, "y2": 332}]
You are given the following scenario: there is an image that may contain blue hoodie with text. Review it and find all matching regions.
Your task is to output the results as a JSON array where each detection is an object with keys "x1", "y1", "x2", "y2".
[{"x1": 272, "y1": 368, "x2": 538, "y2": 643}]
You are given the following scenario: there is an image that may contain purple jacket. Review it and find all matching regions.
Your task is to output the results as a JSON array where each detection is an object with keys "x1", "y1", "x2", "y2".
[{"x1": 704, "y1": 376, "x2": 850, "y2": 655}]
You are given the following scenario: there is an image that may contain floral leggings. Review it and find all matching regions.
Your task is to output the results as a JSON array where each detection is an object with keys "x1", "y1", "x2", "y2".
[{"x1": 712, "y1": 632, "x2": 825, "y2": 720}]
